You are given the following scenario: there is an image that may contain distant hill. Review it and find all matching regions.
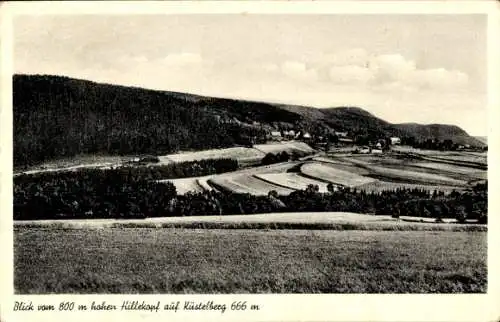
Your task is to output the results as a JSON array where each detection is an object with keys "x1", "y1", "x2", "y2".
[
  {"x1": 392, "y1": 123, "x2": 484, "y2": 147},
  {"x1": 13, "y1": 74, "x2": 484, "y2": 166},
  {"x1": 320, "y1": 107, "x2": 392, "y2": 135},
  {"x1": 275, "y1": 104, "x2": 483, "y2": 146},
  {"x1": 474, "y1": 136, "x2": 487, "y2": 145}
]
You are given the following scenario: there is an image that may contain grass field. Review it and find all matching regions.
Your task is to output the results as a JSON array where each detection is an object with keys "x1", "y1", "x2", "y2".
[
  {"x1": 428, "y1": 153, "x2": 487, "y2": 164},
  {"x1": 159, "y1": 177, "x2": 205, "y2": 195},
  {"x1": 254, "y1": 173, "x2": 331, "y2": 192},
  {"x1": 14, "y1": 227, "x2": 487, "y2": 293},
  {"x1": 163, "y1": 146, "x2": 265, "y2": 163},
  {"x1": 301, "y1": 162, "x2": 377, "y2": 187},
  {"x1": 209, "y1": 174, "x2": 295, "y2": 196},
  {"x1": 15, "y1": 212, "x2": 486, "y2": 230},
  {"x1": 408, "y1": 162, "x2": 487, "y2": 180},
  {"x1": 365, "y1": 165, "x2": 468, "y2": 186},
  {"x1": 392, "y1": 146, "x2": 487, "y2": 166},
  {"x1": 253, "y1": 141, "x2": 315, "y2": 154},
  {"x1": 313, "y1": 157, "x2": 372, "y2": 175}
]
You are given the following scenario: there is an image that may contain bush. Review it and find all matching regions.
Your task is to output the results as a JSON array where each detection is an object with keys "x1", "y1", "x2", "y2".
[
  {"x1": 455, "y1": 206, "x2": 467, "y2": 223},
  {"x1": 261, "y1": 153, "x2": 278, "y2": 165}
]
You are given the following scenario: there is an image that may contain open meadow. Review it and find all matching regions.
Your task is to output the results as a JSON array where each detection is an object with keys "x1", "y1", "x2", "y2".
[{"x1": 14, "y1": 227, "x2": 487, "y2": 293}]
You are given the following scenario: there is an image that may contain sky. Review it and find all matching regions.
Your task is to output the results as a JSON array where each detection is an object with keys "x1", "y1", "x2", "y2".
[{"x1": 14, "y1": 14, "x2": 487, "y2": 135}]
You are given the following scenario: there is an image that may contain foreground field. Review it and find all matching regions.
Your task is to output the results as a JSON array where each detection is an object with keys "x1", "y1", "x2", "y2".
[{"x1": 14, "y1": 228, "x2": 486, "y2": 293}]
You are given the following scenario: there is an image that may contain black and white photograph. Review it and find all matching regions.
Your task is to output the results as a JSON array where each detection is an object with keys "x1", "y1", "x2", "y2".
[{"x1": 2, "y1": 1, "x2": 498, "y2": 321}]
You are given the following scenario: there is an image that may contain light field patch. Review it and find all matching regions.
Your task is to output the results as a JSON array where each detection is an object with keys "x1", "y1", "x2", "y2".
[
  {"x1": 411, "y1": 162, "x2": 487, "y2": 179},
  {"x1": 426, "y1": 154, "x2": 487, "y2": 166},
  {"x1": 163, "y1": 147, "x2": 265, "y2": 163},
  {"x1": 255, "y1": 173, "x2": 331, "y2": 192},
  {"x1": 209, "y1": 175, "x2": 294, "y2": 196},
  {"x1": 159, "y1": 178, "x2": 205, "y2": 195},
  {"x1": 253, "y1": 141, "x2": 314, "y2": 154},
  {"x1": 300, "y1": 162, "x2": 376, "y2": 187},
  {"x1": 367, "y1": 165, "x2": 469, "y2": 186}
]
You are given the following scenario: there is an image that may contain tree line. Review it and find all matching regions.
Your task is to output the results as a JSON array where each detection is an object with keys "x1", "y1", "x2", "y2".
[{"x1": 260, "y1": 151, "x2": 309, "y2": 165}]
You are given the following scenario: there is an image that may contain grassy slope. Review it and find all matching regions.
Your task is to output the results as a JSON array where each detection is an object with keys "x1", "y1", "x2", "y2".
[{"x1": 15, "y1": 228, "x2": 486, "y2": 294}]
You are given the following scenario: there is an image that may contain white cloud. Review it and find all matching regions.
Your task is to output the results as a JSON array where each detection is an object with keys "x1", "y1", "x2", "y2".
[
  {"x1": 162, "y1": 53, "x2": 203, "y2": 67},
  {"x1": 267, "y1": 50, "x2": 469, "y2": 91},
  {"x1": 133, "y1": 56, "x2": 149, "y2": 63},
  {"x1": 369, "y1": 54, "x2": 417, "y2": 84},
  {"x1": 280, "y1": 61, "x2": 318, "y2": 82},
  {"x1": 262, "y1": 63, "x2": 279, "y2": 73},
  {"x1": 327, "y1": 48, "x2": 369, "y2": 67},
  {"x1": 328, "y1": 65, "x2": 373, "y2": 85},
  {"x1": 410, "y1": 68, "x2": 469, "y2": 89},
  {"x1": 320, "y1": 50, "x2": 469, "y2": 91}
]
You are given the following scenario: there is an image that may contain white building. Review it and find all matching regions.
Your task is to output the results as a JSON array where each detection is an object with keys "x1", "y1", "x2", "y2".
[
  {"x1": 359, "y1": 146, "x2": 370, "y2": 154},
  {"x1": 390, "y1": 137, "x2": 401, "y2": 145},
  {"x1": 270, "y1": 131, "x2": 282, "y2": 140}
]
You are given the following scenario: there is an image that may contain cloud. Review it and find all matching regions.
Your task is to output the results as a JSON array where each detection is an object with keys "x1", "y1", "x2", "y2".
[
  {"x1": 133, "y1": 56, "x2": 149, "y2": 63},
  {"x1": 262, "y1": 63, "x2": 279, "y2": 73},
  {"x1": 324, "y1": 50, "x2": 469, "y2": 90},
  {"x1": 410, "y1": 68, "x2": 469, "y2": 89},
  {"x1": 369, "y1": 54, "x2": 417, "y2": 84},
  {"x1": 328, "y1": 65, "x2": 374, "y2": 85},
  {"x1": 325, "y1": 48, "x2": 370, "y2": 67},
  {"x1": 162, "y1": 53, "x2": 203, "y2": 67},
  {"x1": 260, "y1": 50, "x2": 468, "y2": 91},
  {"x1": 280, "y1": 61, "x2": 318, "y2": 82}
]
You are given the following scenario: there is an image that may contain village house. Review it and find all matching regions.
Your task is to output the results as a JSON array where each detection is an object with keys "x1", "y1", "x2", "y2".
[
  {"x1": 335, "y1": 131, "x2": 349, "y2": 138},
  {"x1": 282, "y1": 130, "x2": 296, "y2": 140},
  {"x1": 358, "y1": 146, "x2": 371, "y2": 154},
  {"x1": 267, "y1": 131, "x2": 282, "y2": 141},
  {"x1": 390, "y1": 137, "x2": 401, "y2": 145}
]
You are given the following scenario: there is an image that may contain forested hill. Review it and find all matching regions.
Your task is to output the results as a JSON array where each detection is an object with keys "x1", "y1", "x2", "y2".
[
  {"x1": 13, "y1": 74, "x2": 303, "y2": 166},
  {"x1": 13, "y1": 74, "x2": 483, "y2": 167}
]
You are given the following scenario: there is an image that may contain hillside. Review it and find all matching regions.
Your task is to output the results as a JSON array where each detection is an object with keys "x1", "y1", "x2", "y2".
[
  {"x1": 392, "y1": 123, "x2": 483, "y2": 147},
  {"x1": 474, "y1": 136, "x2": 487, "y2": 145},
  {"x1": 13, "y1": 74, "x2": 484, "y2": 167},
  {"x1": 320, "y1": 107, "x2": 392, "y2": 134},
  {"x1": 13, "y1": 74, "x2": 301, "y2": 166}
]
